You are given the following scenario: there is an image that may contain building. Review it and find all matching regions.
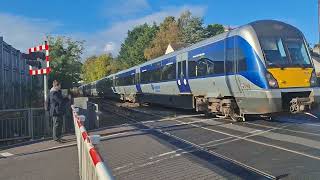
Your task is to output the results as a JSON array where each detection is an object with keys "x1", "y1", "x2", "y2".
[
  {"x1": 0, "y1": 36, "x2": 43, "y2": 110},
  {"x1": 311, "y1": 44, "x2": 320, "y2": 77},
  {"x1": 165, "y1": 42, "x2": 189, "y2": 54}
]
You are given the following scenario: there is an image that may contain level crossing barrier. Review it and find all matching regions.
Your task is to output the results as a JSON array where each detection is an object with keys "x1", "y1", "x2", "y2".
[
  {"x1": 0, "y1": 108, "x2": 48, "y2": 143},
  {"x1": 72, "y1": 105, "x2": 114, "y2": 180}
]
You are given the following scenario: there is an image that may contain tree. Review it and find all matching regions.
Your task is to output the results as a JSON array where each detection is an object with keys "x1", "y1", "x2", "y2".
[
  {"x1": 81, "y1": 54, "x2": 120, "y2": 83},
  {"x1": 206, "y1": 24, "x2": 225, "y2": 38},
  {"x1": 118, "y1": 23, "x2": 158, "y2": 67},
  {"x1": 178, "y1": 10, "x2": 207, "y2": 44},
  {"x1": 178, "y1": 10, "x2": 192, "y2": 30},
  {"x1": 144, "y1": 17, "x2": 182, "y2": 60},
  {"x1": 48, "y1": 36, "x2": 83, "y2": 89}
]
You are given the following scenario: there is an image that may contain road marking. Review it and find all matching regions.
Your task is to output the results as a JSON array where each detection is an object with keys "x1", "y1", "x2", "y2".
[
  {"x1": 212, "y1": 121, "x2": 320, "y2": 150},
  {"x1": 244, "y1": 121, "x2": 320, "y2": 137},
  {"x1": 173, "y1": 118, "x2": 320, "y2": 161},
  {"x1": 276, "y1": 118, "x2": 320, "y2": 127},
  {"x1": 1, "y1": 152, "x2": 14, "y2": 157}
]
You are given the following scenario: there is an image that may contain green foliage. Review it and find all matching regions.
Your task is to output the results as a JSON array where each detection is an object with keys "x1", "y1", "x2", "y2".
[
  {"x1": 144, "y1": 16, "x2": 182, "y2": 60},
  {"x1": 48, "y1": 36, "x2": 83, "y2": 88},
  {"x1": 206, "y1": 24, "x2": 225, "y2": 38},
  {"x1": 118, "y1": 23, "x2": 158, "y2": 67},
  {"x1": 179, "y1": 10, "x2": 207, "y2": 44},
  {"x1": 144, "y1": 10, "x2": 225, "y2": 60},
  {"x1": 82, "y1": 54, "x2": 121, "y2": 83}
]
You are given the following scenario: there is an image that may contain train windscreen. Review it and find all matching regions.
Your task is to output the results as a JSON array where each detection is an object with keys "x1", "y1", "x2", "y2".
[
  {"x1": 259, "y1": 37, "x2": 311, "y2": 68},
  {"x1": 250, "y1": 20, "x2": 312, "y2": 68}
]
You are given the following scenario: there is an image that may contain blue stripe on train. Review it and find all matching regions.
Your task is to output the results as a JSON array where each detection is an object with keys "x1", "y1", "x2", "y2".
[{"x1": 188, "y1": 35, "x2": 268, "y2": 89}]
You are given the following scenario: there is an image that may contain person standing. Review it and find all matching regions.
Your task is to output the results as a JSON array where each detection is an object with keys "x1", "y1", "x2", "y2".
[{"x1": 48, "y1": 80, "x2": 66, "y2": 142}]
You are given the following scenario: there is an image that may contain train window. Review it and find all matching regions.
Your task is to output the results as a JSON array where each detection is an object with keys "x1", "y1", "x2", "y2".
[
  {"x1": 207, "y1": 59, "x2": 215, "y2": 75},
  {"x1": 131, "y1": 74, "x2": 135, "y2": 85},
  {"x1": 260, "y1": 37, "x2": 289, "y2": 66},
  {"x1": 188, "y1": 61, "x2": 197, "y2": 78},
  {"x1": 286, "y1": 40, "x2": 311, "y2": 66},
  {"x1": 178, "y1": 61, "x2": 186, "y2": 78},
  {"x1": 235, "y1": 47, "x2": 247, "y2": 72},
  {"x1": 162, "y1": 63, "x2": 176, "y2": 81},
  {"x1": 226, "y1": 37, "x2": 235, "y2": 74},
  {"x1": 135, "y1": 73, "x2": 140, "y2": 84},
  {"x1": 225, "y1": 49, "x2": 235, "y2": 73},
  {"x1": 182, "y1": 61, "x2": 186, "y2": 78},
  {"x1": 197, "y1": 59, "x2": 207, "y2": 76},
  {"x1": 141, "y1": 70, "x2": 151, "y2": 84},
  {"x1": 151, "y1": 69, "x2": 161, "y2": 82}
]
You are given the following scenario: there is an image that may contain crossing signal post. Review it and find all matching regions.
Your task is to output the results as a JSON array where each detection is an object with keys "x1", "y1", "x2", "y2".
[
  {"x1": 27, "y1": 41, "x2": 51, "y2": 137},
  {"x1": 27, "y1": 41, "x2": 50, "y2": 109}
]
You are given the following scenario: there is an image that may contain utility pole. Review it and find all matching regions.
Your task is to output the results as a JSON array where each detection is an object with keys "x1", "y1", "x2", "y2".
[{"x1": 318, "y1": 0, "x2": 320, "y2": 44}]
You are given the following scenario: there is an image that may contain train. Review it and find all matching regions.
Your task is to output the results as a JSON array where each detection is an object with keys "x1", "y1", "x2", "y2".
[{"x1": 80, "y1": 20, "x2": 320, "y2": 121}]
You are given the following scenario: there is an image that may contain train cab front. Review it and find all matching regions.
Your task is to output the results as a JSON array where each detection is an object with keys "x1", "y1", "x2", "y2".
[{"x1": 254, "y1": 21, "x2": 320, "y2": 114}]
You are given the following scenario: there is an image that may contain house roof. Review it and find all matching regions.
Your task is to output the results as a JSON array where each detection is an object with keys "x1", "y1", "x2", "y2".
[{"x1": 169, "y1": 42, "x2": 189, "y2": 51}]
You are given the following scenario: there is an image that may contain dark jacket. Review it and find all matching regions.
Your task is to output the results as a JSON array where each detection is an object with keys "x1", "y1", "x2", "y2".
[{"x1": 48, "y1": 87, "x2": 66, "y2": 117}]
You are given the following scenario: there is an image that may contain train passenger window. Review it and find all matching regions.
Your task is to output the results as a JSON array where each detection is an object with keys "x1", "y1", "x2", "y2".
[
  {"x1": 197, "y1": 59, "x2": 207, "y2": 76},
  {"x1": 207, "y1": 59, "x2": 215, "y2": 75},
  {"x1": 188, "y1": 61, "x2": 197, "y2": 78},
  {"x1": 141, "y1": 71, "x2": 148, "y2": 84},
  {"x1": 162, "y1": 63, "x2": 176, "y2": 81},
  {"x1": 151, "y1": 69, "x2": 161, "y2": 83}
]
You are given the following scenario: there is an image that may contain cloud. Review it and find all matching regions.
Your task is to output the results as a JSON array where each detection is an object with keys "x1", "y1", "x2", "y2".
[
  {"x1": 0, "y1": 13, "x2": 60, "y2": 53},
  {"x1": 84, "y1": 5, "x2": 207, "y2": 57},
  {"x1": 104, "y1": 42, "x2": 115, "y2": 53},
  {"x1": 0, "y1": 4, "x2": 207, "y2": 59}
]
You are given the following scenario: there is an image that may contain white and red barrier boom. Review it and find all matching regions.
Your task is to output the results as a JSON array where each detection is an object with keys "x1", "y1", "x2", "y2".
[
  {"x1": 72, "y1": 105, "x2": 114, "y2": 180},
  {"x1": 28, "y1": 42, "x2": 51, "y2": 75}
]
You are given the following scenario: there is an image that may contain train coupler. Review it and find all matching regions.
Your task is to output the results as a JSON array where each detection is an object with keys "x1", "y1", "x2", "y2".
[{"x1": 289, "y1": 97, "x2": 313, "y2": 113}]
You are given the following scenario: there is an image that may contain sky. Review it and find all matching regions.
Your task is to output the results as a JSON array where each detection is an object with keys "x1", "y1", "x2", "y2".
[{"x1": 0, "y1": 0, "x2": 318, "y2": 59}]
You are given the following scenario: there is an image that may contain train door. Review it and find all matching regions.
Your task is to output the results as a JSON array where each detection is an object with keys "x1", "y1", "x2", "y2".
[
  {"x1": 176, "y1": 52, "x2": 191, "y2": 94},
  {"x1": 135, "y1": 68, "x2": 142, "y2": 93},
  {"x1": 225, "y1": 36, "x2": 244, "y2": 97}
]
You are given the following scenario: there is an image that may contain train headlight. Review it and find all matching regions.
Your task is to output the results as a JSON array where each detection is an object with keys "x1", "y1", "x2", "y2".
[
  {"x1": 310, "y1": 71, "x2": 318, "y2": 87},
  {"x1": 266, "y1": 72, "x2": 278, "y2": 88}
]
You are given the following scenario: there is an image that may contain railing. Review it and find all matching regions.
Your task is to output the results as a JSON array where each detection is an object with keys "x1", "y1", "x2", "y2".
[
  {"x1": 72, "y1": 105, "x2": 114, "y2": 180},
  {"x1": 0, "y1": 108, "x2": 48, "y2": 143}
]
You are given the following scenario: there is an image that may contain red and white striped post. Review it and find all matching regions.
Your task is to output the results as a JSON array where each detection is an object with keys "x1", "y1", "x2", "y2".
[{"x1": 28, "y1": 41, "x2": 51, "y2": 136}]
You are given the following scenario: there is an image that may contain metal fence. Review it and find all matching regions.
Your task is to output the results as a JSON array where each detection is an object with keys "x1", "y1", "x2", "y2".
[
  {"x1": 0, "y1": 36, "x2": 44, "y2": 110},
  {"x1": 0, "y1": 108, "x2": 48, "y2": 143},
  {"x1": 72, "y1": 105, "x2": 114, "y2": 180}
]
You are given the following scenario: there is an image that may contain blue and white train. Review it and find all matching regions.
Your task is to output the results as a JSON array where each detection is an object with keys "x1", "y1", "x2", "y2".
[{"x1": 81, "y1": 20, "x2": 320, "y2": 121}]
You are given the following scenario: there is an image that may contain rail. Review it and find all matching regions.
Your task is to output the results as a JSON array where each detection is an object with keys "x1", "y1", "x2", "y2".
[
  {"x1": 72, "y1": 105, "x2": 114, "y2": 180},
  {"x1": 0, "y1": 108, "x2": 48, "y2": 143}
]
